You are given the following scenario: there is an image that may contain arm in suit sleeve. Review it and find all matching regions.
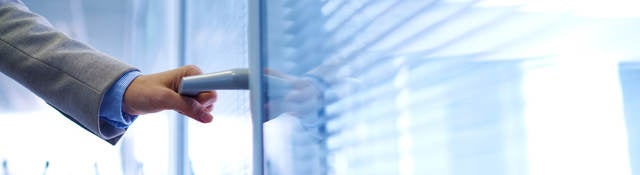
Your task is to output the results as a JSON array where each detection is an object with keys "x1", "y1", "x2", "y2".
[{"x1": 0, "y1": 2, "x2": 137, "y2": 144}]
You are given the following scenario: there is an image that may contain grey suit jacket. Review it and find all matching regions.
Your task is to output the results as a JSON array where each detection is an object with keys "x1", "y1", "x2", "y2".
[{"x1": 0, "y1": 2, "x2": 136, "y2": 144}]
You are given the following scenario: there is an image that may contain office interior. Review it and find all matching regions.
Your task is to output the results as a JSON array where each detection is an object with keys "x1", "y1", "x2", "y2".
[{"x1": 1, "y1": 0, "x2": 640, "y2": 174}]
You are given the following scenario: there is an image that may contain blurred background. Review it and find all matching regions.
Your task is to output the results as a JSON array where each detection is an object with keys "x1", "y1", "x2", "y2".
[{"x1": 1, "y1": 0, "x2": 640, "y2": 175}]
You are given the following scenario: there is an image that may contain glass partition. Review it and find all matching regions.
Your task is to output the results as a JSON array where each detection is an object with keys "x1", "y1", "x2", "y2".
[
  {"x1": 184, "y1": 0, "x2": 253, "y2": 174},
  {"x1": 260, "y1": 0, "x2": 640, "y2": 174}
]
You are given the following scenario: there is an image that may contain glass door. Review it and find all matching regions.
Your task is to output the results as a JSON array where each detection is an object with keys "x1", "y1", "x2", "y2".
[{"x1": 258, "y1": 0, "x2": 640, "y2": 175}]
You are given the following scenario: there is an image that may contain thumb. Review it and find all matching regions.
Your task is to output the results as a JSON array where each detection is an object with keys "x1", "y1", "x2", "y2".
[
  {"x1": 159, "y1": 65, "x2": 203, "y2": 91},
  {"x1": 175, "y1": 65, "x2": 203, "y2": 77}
]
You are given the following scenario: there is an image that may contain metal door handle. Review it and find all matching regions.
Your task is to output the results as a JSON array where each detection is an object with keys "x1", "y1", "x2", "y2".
[{"x1": 179, "y1": 68, "x2": 250, "y2": 96}]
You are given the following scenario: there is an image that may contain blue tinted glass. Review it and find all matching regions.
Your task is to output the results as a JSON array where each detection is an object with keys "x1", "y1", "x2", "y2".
[
  {"x1": 260, "y1": 0, "x2": 640, "y2": 175},
  {"x1": 185, "y1": 0, "x2": 253, "y2": 174}
]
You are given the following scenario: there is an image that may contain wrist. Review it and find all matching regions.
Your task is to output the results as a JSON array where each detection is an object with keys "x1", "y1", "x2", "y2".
[{"x1": 99, "y1": 70, "x2": 142, "y2": 128}]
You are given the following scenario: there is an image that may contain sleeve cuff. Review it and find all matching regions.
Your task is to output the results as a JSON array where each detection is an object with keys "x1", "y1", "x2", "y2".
[{"x1": 99, "y1": 71, "x2": 142, "y2": 129}]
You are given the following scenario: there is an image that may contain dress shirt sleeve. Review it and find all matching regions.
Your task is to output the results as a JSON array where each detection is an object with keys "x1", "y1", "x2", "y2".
[{"x1": 99, "y1": 71, "x2": 142, "y2": 129}]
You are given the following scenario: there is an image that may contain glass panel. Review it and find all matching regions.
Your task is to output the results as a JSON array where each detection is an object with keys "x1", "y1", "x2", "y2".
[
  {"x1": 260, "y1": 0, "x2": 640, "y2": 175},
  {"x1": 184, "y1": 0, "x2": 253, "y2": 174},
  {"x1": 620, "y1": 63, "x2": 640, "y2": 175}
]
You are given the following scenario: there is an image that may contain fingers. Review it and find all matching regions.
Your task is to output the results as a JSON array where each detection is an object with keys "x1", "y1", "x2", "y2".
[
  {"x1": 123, "y1": 66, "x2": 217, "y2": 124},
  {"x1": 135, "y1": 65, "x2": 216, "y2": 123},
  {"x1": 194, "y1": 91, "x2": 216, "y2": 120},
  {"x1": 195, "y1": 91, "x2": 217, "y2": 106},
  {"x1": 204, "y1": 105, "x2": 214, "y2": 113},
  {"x1": 170, "y1": 66, "x2": 216, "y2": 123},
  {"x1": 159, "y1": 89, "x2": 214, "y2": 123},
  {"x1": 177, "y1": 96, "x2": 214, "y2": 123}
]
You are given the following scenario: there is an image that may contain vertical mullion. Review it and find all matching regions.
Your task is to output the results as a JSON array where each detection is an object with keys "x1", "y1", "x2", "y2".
[
  {"x1": 171, "y1": 0, "x2": 190, "y2": 174},
  {"x1": 249, "y1": 0, "x2": 265, "y2": 174}
]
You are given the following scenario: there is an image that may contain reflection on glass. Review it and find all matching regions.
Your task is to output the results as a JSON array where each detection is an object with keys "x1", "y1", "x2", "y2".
[
  {"x1": 261, "y1": 0, "x2": 640, "y2": 175},
  {"x1": 264, "y1": 72, "x2": 324, "y2": 120}
]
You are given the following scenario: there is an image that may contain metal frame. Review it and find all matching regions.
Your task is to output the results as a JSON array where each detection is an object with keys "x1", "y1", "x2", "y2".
[
  {"x1": 170, "y1": 0, "x2": 264, "y2": 174},
  {"x1": 249, "y1": 0, "x2": 265, "y2": 174},
  {"x1": 171, "y1": 0, "x2": 191, "y2": 174}
]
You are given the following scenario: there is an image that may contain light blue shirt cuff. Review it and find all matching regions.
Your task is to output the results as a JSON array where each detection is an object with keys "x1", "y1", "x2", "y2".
[{"x1": 99, "y1": 71, "x2": 142, "y2": 129}]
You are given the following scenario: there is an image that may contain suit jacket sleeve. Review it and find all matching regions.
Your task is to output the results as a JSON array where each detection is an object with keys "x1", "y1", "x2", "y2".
[{"x1": 0, "y1": 2, "x2": 137, "y2": 144}]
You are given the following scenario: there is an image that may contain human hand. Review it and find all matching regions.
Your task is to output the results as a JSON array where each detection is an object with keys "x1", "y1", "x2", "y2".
[{"x1": 122, "y1": 65, "x2": 217, "y2": 123}]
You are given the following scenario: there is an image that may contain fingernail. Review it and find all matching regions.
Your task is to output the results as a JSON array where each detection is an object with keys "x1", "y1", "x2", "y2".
[{"x1": 200, "y1": 114, "x2": 213, "y2": 123}]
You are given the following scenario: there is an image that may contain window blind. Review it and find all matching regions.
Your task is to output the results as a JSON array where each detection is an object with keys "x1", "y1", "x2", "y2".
[{"x1": 261, "y1": 0, "x2": 640, "y2": 175}]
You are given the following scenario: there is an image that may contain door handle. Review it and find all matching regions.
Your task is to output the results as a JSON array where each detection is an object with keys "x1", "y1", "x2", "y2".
[{"x1": 179, "y1": 68, "x2": 250, "y2": 96}]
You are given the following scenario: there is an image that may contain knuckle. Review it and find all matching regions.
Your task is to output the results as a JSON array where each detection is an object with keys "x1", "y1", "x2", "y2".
[{"x1": 183, "y1": 65, "x2": 202, "y2": 75}]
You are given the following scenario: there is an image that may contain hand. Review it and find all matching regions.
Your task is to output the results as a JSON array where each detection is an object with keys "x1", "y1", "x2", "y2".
[{"x1": 122, "y1": 65, "x2": 217, "y2": 123}]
